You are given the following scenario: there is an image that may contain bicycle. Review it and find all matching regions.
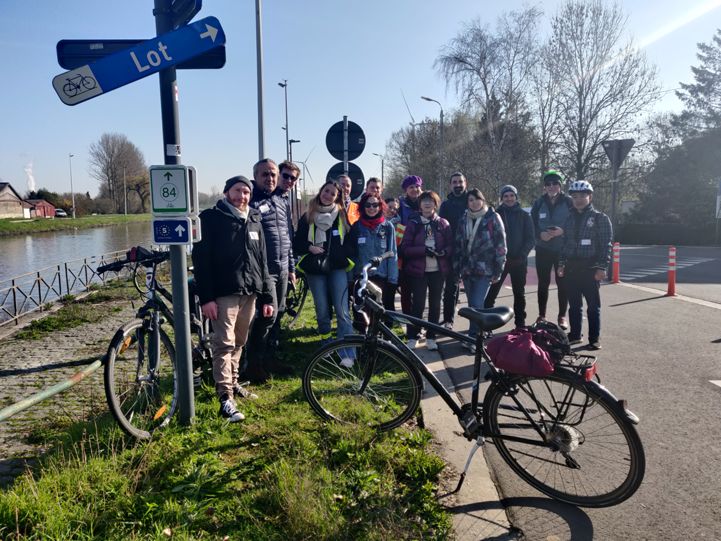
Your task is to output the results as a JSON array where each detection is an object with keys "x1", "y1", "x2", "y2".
[
  {"x1": 283, "y1": 273, "x2": 308, "y2": 328},
  {"x1": 302, "y1": 257, "x2": 646, "y2": 508},
  {"x1": 96, "y1": 246, "x2": 213, "y2": 439}
]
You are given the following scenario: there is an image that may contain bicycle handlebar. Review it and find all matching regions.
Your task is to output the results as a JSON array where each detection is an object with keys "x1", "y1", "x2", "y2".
[
  {"x1": 353, "y1": 251, "x2": 393, "y2": 312},
  {"x1": 96, "y1": 246, "x2": 170, "y2": 275}
]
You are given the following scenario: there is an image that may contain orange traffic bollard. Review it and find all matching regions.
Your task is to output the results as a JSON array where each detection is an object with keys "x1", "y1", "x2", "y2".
[
  {"x1": 612, "y1": 242, "x2": 621, "y2": 283},
  {"x1": 666, "y1": 246, "x2": 677, "y2": 296}
]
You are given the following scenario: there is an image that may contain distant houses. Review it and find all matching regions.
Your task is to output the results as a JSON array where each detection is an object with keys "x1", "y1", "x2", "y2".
[{"x1": 0, "y1": 182, "x2": 56, "y2": 219}]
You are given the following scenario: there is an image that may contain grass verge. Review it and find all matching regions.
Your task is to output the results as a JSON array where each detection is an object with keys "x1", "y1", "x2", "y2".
[
  {"x1": 0, "y1": 215, "x2": 150, "y2": 237},
  {"x1": 0, "y1": 294, "x2": 452, "y2": 540}
]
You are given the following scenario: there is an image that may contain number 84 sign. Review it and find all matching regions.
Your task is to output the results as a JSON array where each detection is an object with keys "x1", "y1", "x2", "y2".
[{"x1": 150, "y1": 165, "x2": 190, "y2": 215}]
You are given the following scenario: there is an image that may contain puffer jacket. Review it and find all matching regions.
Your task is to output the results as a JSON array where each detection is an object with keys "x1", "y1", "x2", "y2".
[
  {"x1": 453, "y1": 207, "x2": 507, "y2": 280},
  {"x1": 495, "y1": 202, "x2": 534, "y2": 261},
  {"x1": 192, "y1": 201, "x2": 275, "y2": 306},
  {"x1": 249, "y1": 184, "x2": 295, "y2": 276},
  {"x1": 399, "y1": 196, "x2": 420, "y2": 226},
  {"x1": 347, "y1": 219, "x2": 399, "y2": 284},
  {"x1": 400, "y1": 214, "x2": 453, "y2": 278},
  {"x1": 531, "y1": 193, "x2": 573, "y2": 253}
]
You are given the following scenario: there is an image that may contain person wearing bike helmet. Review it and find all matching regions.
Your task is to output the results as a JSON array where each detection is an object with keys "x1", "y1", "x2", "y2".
[
  {"x1": 557, "y1": 180, "x2": 612, "y2": 350},
  {"x1": 531, "y1": 169, "x2": 573, "y2": 330}
]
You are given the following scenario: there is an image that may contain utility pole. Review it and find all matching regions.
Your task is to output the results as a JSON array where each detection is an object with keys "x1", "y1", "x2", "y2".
[
  {"x1": 255, "y1": 0, "x2": 265, "y2": 159},
  {"x1": 278, "y1": 79, "x2": 289, "y2": 160},
  {"x1": 68, "y1": 153, "x2": 76, "y2": 219},
  {"x1": 421, "y1": 96, "x2": 444, "y2": 197}
]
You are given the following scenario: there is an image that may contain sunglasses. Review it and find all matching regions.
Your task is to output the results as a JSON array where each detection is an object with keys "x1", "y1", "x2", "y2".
[
  {"x1": 281, "y1": 172, "x2": 298, "y2": 182},
  {"x1": 364, "y1": 202, "x2": 380, "y2": 208}
]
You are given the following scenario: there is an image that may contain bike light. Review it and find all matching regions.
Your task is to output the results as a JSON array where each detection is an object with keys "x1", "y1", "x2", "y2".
[{"x1": 583, "y1": 363, "x2": 597, "y2": 382}]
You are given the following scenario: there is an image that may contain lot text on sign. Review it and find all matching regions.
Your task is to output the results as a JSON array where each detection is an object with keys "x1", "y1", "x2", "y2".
[{"x1": 52, "y1": 16, "x2": 225, "y2": 106}]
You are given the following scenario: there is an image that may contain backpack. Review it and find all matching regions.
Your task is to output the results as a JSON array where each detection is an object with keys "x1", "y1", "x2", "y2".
[{"x1": 528, "y1": 320, "x2": 572, "y2": 362}]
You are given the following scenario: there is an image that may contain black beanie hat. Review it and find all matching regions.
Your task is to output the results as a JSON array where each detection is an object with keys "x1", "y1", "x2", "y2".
[{"x1": 223, "y1": 175, "x2": 253, "y2": 194}]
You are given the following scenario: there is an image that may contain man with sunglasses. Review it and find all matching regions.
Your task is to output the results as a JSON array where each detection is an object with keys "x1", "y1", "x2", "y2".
[
  {"x1": 244, "y1": 159, "x2": 296, "y2": 382},
  {"x1": 530, "y1": 170, "x2": 573, "y2": 330}
]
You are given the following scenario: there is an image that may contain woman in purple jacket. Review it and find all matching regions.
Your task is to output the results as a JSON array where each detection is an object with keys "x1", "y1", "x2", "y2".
[{"x1": 400, "y1": 191, "x2": 453, "y2": 351}]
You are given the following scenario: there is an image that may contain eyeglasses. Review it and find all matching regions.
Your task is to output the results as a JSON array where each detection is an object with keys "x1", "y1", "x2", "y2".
[
  {"x1": 281, "y1": 172, "x2": 298, "y2": 182},
  {"x1": 364, "y1": 202, "x2": 380, "y2": 208}
]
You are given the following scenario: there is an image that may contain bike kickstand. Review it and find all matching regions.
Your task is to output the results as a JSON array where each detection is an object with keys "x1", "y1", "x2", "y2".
[{"x1": 451, "y1": 436, "x2": 485, "y2": 494}]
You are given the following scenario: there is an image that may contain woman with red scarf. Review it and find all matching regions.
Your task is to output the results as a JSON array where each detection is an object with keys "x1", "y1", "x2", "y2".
[{"x1": 347, "y1": 192, "x2": 399, "y2": 310}]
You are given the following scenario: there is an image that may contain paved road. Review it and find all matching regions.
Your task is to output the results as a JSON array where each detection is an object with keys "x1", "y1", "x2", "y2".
[{"x1": 438, "y1": 245, "x2": 721, "y2": 540}]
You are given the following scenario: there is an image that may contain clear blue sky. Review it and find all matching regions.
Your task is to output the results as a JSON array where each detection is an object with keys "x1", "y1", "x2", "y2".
[{"x1": 1, "y1": 0, "x2": 719, "y2": 199}]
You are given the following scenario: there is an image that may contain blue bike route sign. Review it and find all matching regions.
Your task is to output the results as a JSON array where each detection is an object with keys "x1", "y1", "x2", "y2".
[
  {"x1": 52, "y1": 16, "x2": 225, "y2": 106},
  {"x1": 152, "y1": 217, "x2": 192, "y2": 245}
]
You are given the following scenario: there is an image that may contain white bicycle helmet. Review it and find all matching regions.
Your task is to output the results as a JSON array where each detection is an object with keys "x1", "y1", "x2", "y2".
[{"x1": 568, "y1": 180, "x2": 593, "y2": 193}]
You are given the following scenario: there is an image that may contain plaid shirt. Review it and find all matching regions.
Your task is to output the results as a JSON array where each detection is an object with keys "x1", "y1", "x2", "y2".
[{"x1": 559, "y1": 205, "x2": 613, "y2": 270}]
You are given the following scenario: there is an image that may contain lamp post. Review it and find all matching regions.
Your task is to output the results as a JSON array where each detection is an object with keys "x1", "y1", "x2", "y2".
[
  {"x1": 289, "y1": 139, "x2": 300, "y2": 163},
  {"x1": 421, "y1": 96, "x2": 444, "y2": 197},
  {"x1": 278, "y1": 79, "x2": 289, "y2": 160},
  {"x1": 255, "y1": 0, "x2": 265, "y2": 159},
  {"x1": 372, "y1": 152, "x2": 385, "y2": 183},
  {"x1": 68, "y1": 153, "x2": 76, "y2": 219}
]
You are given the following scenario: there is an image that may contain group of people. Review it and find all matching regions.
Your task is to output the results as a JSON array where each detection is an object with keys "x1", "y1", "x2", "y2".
[{"x1": 192, "y1": 160, "x2": 613, "y2": 422}]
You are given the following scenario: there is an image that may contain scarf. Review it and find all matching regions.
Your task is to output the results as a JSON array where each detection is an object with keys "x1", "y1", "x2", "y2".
[
  {"x1": 309, "y1": 204, "x2": 339, "y2": 245},
  {"x1": 220, "y1": 198, "x2": 249, "y2": 221},
  {"x1": 465, "y1": 207, "x2": 486, "y2": 254},
  {"x1": 360, "y1": 215, "x2": 384, "y2": 230}
]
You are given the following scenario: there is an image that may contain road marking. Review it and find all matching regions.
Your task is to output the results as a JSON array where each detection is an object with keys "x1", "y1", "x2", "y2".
[
  {"x1": 616, "y1": 282, "x2": 721, "y2": 310},
  {"x1": 710, "y1": 381, "x2": 721, "y2": 389},
  {"x1": 619, "y1": 257, "x2": 714, "y2": 282}
]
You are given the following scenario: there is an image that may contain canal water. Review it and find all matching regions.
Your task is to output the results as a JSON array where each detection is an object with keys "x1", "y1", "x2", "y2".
[{"x1": 0, "y1": 222, "x2": 153, "y2": 282}]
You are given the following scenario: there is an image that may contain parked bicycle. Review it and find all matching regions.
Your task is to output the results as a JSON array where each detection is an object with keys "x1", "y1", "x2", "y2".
[
  {"x1": 283, "y1": 273, "x2": 308, "y2": 328},
  {"x1": 96, "y1": 247, "x2": 213, "y2": 439},
  {"x1": 302, "y1": 257, "x2": 645, "y2": 508}
]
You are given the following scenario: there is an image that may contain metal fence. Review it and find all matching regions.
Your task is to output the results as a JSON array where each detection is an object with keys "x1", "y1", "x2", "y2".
[{"x1": 0, "y1": 249, "x2": 129, "y2": 327}]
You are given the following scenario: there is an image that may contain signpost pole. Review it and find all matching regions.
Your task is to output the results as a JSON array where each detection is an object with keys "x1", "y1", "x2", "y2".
[
  {"x1": 154, "y1": 0, "x2": 194, "y2": 425},
  {"x1": 343, "y1": 115, "x2": 349, "y2": 175}
]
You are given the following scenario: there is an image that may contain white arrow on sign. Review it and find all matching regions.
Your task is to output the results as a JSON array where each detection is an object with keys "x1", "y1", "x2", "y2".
[
  {"x1": 175, "y1": 224, "x2": 187, "y2": 236},
  {"x1": 199, "y1": 24, "x2": 219, "y2": 42}
]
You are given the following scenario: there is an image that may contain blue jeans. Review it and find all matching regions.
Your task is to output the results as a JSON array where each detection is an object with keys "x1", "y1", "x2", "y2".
[
  {"x1": 463, "y1": 276, "x2": 491, "y2": 339},
  {"x1": 307, "y1": 270, "x2": 353, "y2": 340}
]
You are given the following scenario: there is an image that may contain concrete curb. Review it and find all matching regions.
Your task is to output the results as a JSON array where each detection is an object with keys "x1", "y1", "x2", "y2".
[{"x1": 417, "y1": 345, "x2": 519, "y2": 540}]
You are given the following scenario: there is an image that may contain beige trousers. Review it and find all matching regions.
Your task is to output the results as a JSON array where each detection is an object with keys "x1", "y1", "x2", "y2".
[{"x1": 211, "y1": 294, "x2": 257, "y2": 399}]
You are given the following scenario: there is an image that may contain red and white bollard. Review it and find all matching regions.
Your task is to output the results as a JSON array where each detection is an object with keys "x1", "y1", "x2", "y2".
[
  {"x1": 612, "y1": 242, "x2": 621, "y2": 284},
  {"x1": 666, "y1": 246, "x2": 677, "y2": 296}
]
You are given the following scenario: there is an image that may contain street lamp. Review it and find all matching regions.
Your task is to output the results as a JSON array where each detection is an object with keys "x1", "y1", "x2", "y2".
[
  {"x1": 278, "y1": 80, "x2": 289, "y2": 160},
  {"x1": 372, "y1": 152, "x2": 385, "y2": 183},
  {"x1": 421, "y1": 96, "x2": 444, "y2": 197},
  {"x1": 68, "y1": 153, "x2": 76, "y2": 219},
  {"x1": 289, "y1": 139, "x2": 300, "y2": 163}
]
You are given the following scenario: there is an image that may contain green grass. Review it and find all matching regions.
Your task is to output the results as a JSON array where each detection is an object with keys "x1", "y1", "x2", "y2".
[
  {"x1": 0, "y1": 214, "x2": 150, "y2": 237},
  {"x1": 13, "y1": 281, "x2": 137, "y2": 341},
  {"x1": 0, "y1": 295, "x2": 452, "y2": 540}
]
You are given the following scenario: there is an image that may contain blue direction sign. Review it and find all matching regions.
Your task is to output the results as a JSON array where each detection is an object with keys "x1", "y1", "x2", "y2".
[
  {"x1": 153, "y1": 218, "x2": 192, "y2": 245},
  {"x1": 52, "y1": 16, "x2": 225, "y2": 106}
]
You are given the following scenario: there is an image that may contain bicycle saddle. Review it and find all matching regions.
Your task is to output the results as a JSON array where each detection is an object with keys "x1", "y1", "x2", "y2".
[{"x1": 458, "y1": 307, "x2": 513, "y2": 331}]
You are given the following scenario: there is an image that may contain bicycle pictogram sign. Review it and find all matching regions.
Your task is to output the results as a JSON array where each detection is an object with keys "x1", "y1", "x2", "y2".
[{"x1": 62, "y1": 73, "x2": 97, "y2": 97}]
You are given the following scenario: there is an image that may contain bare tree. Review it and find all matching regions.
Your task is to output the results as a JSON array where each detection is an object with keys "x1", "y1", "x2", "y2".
[
  {"x1": 435, "y1": 7, "x2": 542, "y2": 187},
  {"x1": 88, "y1": 133, "x2": 147, "y2": 213},
  {"x1": 530, "y1": 44, "x2": 562, "y2": 175},
  {"x1": 544, "y1": 0, "x2": 659, "y2": 180}
]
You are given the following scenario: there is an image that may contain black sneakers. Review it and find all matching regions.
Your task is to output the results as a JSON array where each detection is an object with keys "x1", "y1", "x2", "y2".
[
  {"x1": 219, "y1": 395, "x2": 245, "y2": 422},
  {"x1": 233, "y1": 382, "x2": 258, "y2": 400}
]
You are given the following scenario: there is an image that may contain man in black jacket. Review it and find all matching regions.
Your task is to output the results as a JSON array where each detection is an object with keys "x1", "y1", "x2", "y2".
[
  {"x1": 192, "y1": 175, "x2": 275, "y2": 422},
  {"x1": 245, "y1": 159, "x2": 296, "y2": 382},
  {"x1": 438, "y1": 171, "x2": 469, "y2": 329},
  {"x1": 484, "y1": 185, "x2": 535, "y2": 328}
]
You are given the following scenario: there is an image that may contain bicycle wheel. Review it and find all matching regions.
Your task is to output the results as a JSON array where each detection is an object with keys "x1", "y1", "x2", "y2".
[
  {"x1": 104, "y1": 319, "x2": 178, "y2": 439},
  {"x1": 284, "y1": 275, "x2": 308, "y2": 328},
  {"x1": 483, "y1": 368, "x2": 645, "y2": 507},
  {"x1": 302, "y1": 337, "x2": 422, "y2": 430}
]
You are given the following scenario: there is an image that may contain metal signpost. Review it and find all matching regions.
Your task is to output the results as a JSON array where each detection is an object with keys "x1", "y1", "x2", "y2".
[
  {"x1": 53, "y1": 0, "x2": 223, "y2": 426},
  {"x1": 602, "y1": 138, "x2": 635, "y2": 229},
  {"x1": 326, "y1": 117, "x2": 365, "y2": 199}
]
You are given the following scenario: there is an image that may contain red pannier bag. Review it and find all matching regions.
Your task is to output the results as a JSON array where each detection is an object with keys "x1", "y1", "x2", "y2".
[{"x1": 486, "y1": 329, "x2": 555, "y2": 377}]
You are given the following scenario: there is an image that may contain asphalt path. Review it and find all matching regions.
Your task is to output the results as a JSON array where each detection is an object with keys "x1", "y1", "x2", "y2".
[{"x1": 437, "y1": 245, "x2": 721, "y2": 540}]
